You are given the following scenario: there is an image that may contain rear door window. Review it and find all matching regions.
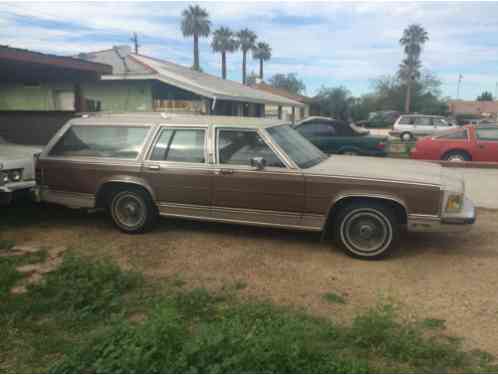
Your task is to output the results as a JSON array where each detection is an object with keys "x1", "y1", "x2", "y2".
[
  {"x1": 476, "y1": 128, "x2": 498, "y2": 141},
  {"x1": 150, "y1": 128, "x2": 206, "y2": 163},
  {"x1": 49, "y1": 125, "x2": 149, "y2": 159},
  {"x1": 437, "y1": 129, "x2": 468, "y2": 140}
]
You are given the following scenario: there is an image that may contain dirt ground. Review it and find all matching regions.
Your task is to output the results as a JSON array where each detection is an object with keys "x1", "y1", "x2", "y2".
[{"x1": 2, "y1": 204, "x2": 498, "y2": 356}]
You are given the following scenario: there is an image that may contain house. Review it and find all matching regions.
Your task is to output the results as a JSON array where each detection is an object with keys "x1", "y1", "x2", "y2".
[
  {"x1": 0, "y1": 45, "x2": 112, "y2": 144},
  {"x1": 250, "y1": 82, "x2": 311, "y2": 122},
  {"x1": 448, "y1": 100, "x2": 498, "y2": 119},
  {"x1": 78, "y1": 46, "x2": 303, "y2": 118}
]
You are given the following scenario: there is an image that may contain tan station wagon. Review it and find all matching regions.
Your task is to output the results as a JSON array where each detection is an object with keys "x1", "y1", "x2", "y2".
[{"x1": 33, "y1": 113, "x2": 476, "y2": 259}]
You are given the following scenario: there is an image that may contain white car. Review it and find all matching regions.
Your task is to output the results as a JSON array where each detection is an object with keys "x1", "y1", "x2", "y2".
[
  {"x1": 0, "y1": 136, "x2": 42, "y2": 205},
  {"x1": 390, "y1": 115, "x2": 457, "y2": 141}
]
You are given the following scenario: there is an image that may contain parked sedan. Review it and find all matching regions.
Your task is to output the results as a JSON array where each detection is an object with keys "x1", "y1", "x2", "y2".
[
  {"x1": 294, "y1": 117, "x2": 387, "y2": 156},
  {"x1": 411, "y1": 125, "x2": 498, "y2": 162},
  {"x1": 0, "y1": 136, "x2": 42, "y2": 204}
]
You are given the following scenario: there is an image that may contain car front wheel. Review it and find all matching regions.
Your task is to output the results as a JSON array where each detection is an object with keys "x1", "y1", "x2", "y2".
[
  {"x1": 333, "y1": 202, "x2": 400, "y2": 260},
  {"x1": 109, "y1": 188, "x2": 157, "y2": 233},
  {"x1": 443, "y1": 150, "x2": 470, "y2": 162}
]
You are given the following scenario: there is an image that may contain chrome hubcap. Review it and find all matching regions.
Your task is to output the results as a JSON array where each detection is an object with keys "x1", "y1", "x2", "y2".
[
  {"x1": 341, "y1": 210, "x2": 392, "y2": 256},
  {"x1": 114, "y1": 193, "x2": 145, "y2": 228}
]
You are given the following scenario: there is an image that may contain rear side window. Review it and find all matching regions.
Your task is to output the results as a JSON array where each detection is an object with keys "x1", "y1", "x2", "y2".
[
  {"x1": 476, "y1": 128, "x2": 498, "y2": 141},
  {"x1": 298, "y1": 122, "x2": 336, "y2": 136},
  {"x1": 49, "y1": 125, "x2": 148, "y2": 159},
  {"x1": 398, "y1": 116, "x2": 412, "y2": 125},
  {"x1": 150, "y1": 128, "x2": 205, "y2": 163},
  {"x1": 415, "y1": 117, "x2": 432, "y2": 126},
  {"x1": 437, "y1": 129, "x2": 467, "y2": 140}
]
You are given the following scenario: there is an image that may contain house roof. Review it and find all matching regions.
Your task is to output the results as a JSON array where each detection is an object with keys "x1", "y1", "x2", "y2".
[
  {"x1": 81, "y1": 46, "x2": 303, "y2": 107},
  {"x1": 0, "y1": 45, "x2": 112, "y2": 74},
  {"x1": 250, "y1": 82, "x2": 310, "y2": 104}
]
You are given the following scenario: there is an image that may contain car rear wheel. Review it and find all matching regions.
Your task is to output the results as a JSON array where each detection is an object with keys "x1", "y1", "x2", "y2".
[
  {"x1": 443, "y1": 150, "x2": 470, "y2": 162},
  {"x1": 333, "y1": 202, "x2": 400, "y2": 260},
  {"x1": 341, "y1": 150, "x2": 359, "y2": 156},
  {"x1": 400, "y1": 132, "x2": 413, "y2": 142},
  {"x1": 109, "y1": 187, "x2": 157, "y2": 233}
]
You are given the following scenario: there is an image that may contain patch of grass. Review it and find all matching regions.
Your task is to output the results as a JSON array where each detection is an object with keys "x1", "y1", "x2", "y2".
[
  {"x1": 0, "y1": 239, "x2": 16, "y2": 250},
  {"x1": 24, "y1": 253, "x2": 143, "y2": 322},
  {"x1": 422, "y1": 318, "x2": 446, "y2": 330},
  {"x1": 323, "y1": 292, "x2": 346, "y2": 304},
  {"x1": 1, "y1": 254, "x2": 497, "y2": 373},
  {"x1": 234, "y1": 280, "x2": 248, "y2": 290}
]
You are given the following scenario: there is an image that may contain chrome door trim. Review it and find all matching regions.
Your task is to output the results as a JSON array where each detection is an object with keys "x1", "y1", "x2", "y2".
[
  {"x1": 158, "y1": 202, "x2": 324, "y2": 231},
  {"x1": 38, "y1": 187, "x2": 95, "y2": 209},
  {"x1": 305, "y1": 173, "x2": 441, "y2": 188}
]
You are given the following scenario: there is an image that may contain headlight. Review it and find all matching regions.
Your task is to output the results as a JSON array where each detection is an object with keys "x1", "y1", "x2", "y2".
[
  {"x1": 1, "y1": 173, "x2": 8, "y2": 184},
  {"x1": 445, "y1": 193, "x2": 463, "y2": 213},
  {"x1": 9, "y1": 170, "x2": 22, "y2": 182}
]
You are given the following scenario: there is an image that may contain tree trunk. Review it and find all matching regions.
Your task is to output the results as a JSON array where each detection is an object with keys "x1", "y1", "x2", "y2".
[
  {"x1": 221, "y1": 52, "x2": 226, "y2": 79},
  {"x1": 242, "y1": 50, "x2": 247, "y2": 84},
  {"x1": 404, "y1": 79, "x2": 412, "y2": 113},
  {"x1": 259, "y1": 58, "x2": 263, "y2": 79},
  {"x1": 193, "y1": 34, "x2": 199, "y2": 71}
]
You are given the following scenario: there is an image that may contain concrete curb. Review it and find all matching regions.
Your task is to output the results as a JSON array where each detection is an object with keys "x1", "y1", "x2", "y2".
[{"x1": 431, "y1": 161, "x2": 498, "y2": 169}]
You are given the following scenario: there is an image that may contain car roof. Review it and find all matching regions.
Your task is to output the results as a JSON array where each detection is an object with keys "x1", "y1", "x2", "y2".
[
  {"x1": 69, "y1": 113, "x2": 290, "y2": 129},
  {"x1": 295, "y1": 116, "x2": 335, "y2": 126},
  {"x1": 400, "y1": 114, "x2": 444, "y2": 118}
]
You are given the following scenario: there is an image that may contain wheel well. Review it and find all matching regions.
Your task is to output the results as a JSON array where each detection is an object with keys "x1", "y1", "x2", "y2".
[
  {"x1": 95, "y1": 182, "x2": 153, "y2": 209},
  {"x1": 442, "y1": 149, "x2": 471, "y2": 160},
  {"x1": 322, "y1": 196, "x2": 407, "y2": 240}
]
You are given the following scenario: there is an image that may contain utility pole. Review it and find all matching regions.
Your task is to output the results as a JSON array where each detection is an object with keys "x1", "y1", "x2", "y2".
[
  {"x1": 495, "y1": 82, "x2": 498, "y2": 100},
  {"x1": 130, "y1": 32, "x2": 140, "y2": 54},
  {"x1": 456, "y1": 74, "x2": 463, "y2": 99}
]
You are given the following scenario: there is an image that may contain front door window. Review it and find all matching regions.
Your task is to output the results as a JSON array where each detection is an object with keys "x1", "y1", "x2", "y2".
[{"x1": 217, "y1": 129, "x2": 285, "y2": 168}]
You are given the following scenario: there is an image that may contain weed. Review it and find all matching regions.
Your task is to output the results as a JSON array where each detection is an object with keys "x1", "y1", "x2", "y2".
[
  {"x1": 422, "y1": 318, "x2": 446, "y2": 330},
  {"x1": 0, "y1": 239, "x2": 16, "y2": 250},
  {"x1": 323, "y1": 292, "x2": 346, "y2": 304}
]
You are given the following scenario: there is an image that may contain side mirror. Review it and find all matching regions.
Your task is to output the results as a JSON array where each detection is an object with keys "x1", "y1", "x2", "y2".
[{"x1": 250, "y1": 157, "x2": 266, "y2": 170}]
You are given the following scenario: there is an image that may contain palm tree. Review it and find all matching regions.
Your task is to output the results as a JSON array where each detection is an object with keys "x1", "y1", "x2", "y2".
[
  {"x1": 236, "y1": 28, "x2": 257, "y2": 84},
  {"x1": 399, "y1": 24, "x2": 429, "y2": 113},
  {"x1": 211, "y1": 27, "x2": 239, "y2": 79},
  {"x1": 181, "y1": 5, "x2": 211, "y2": 71},
  {"x1": 252, "y1": 42, "x2": 272, "y2": 80}
]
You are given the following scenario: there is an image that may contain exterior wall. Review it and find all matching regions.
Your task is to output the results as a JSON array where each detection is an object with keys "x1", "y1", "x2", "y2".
[
  {"x1": 81, "y1": 80, "x2": 153, "y2": 112},
  {"x1": 0, "y1": 82, "x2": 75, "y2": 111},
  {"x1": 264, "y1": 104, "x2": 309, "y2": 121},
  {"x1": 0, "y1": 111, "x2": 75, "y2": 145},
  {"x1": 448, "y1": 100, "x2": 498, "y2": 117}
]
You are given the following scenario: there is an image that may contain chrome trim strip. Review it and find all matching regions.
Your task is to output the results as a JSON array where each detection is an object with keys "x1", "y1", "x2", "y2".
[
  {"x1": 158, "y1": 202, "x2": 324, "y2": 231},
  {"x1": 39, "y1": 187, "x2": 95, "y2": 209},
  {"x1": 305, "y1": 173, "x2": 441, "y2": 188}
]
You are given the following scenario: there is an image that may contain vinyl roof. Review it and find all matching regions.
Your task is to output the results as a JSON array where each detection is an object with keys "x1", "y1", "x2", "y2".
[{"x1": 81, "y1": 46, "x2": 303, "y2": 108}]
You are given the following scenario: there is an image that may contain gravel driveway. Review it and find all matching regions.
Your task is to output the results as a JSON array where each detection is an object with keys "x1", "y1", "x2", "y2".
[{"x1": 2, "y1": 204, "x2": 498, "y2": 356}]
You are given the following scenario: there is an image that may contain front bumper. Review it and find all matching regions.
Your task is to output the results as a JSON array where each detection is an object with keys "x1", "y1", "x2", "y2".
[
  {"x1": 407, "y1": 197, "x2": 476, "y2": 233},
  {"x1": 0, "y1": 180, "x2": 36, "y2": 205}
]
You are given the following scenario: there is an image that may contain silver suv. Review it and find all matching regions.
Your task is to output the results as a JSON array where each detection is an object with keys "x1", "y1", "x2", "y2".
[{"x1": 390, "y1": 115, "x2": 456, "y2": 141}]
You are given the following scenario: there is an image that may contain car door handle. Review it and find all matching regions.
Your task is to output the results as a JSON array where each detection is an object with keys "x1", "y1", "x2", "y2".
[
  {"x1": 148, "y1": 165, "x2": 160, "y2": 170},
  {"x1": 216, "y1": 168, "x2": 234, "y2": 175},
  {"x1": 478, "y1": 144, "x2": 485, "y2": 149}
]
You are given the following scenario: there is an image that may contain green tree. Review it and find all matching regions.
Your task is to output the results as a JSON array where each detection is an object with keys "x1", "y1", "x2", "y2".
[
  {"x1": 399, "y1": 24, "x2": 429, "y2": 113},
  {"x1": 312, "y1": 86, "x2": 353, "y2": 121},
  {"x1": 181, "y1": 5, "x2": 211, "y2": 71},
  {"x1": 246, "y1": 71, "x2": 259, "y2": 86},
  {"x1": 252, "y1": 42, "x2": 272, "y2": 80},
  {"x1": 211, "y1": 27, "x2": 239, "y2": 79},
  {"x1": 236, "y1": 28, "x2": 257, "y2": 84},
  {"x1": 477, "y1": 91, "x2": 494, "y2": 101},
  {"x1": 268, "y1": 73, "x2": 306, "y2": 95}
]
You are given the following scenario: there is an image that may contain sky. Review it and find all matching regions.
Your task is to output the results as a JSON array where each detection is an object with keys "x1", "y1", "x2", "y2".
[{"x1": 1, "y1": 1, "x2": 498, "y2": 99}]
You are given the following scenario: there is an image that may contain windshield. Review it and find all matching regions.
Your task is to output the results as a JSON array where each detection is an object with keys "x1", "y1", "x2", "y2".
[{"x1": 266, "y1": 124, "x2": 327, "y2": 169}]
